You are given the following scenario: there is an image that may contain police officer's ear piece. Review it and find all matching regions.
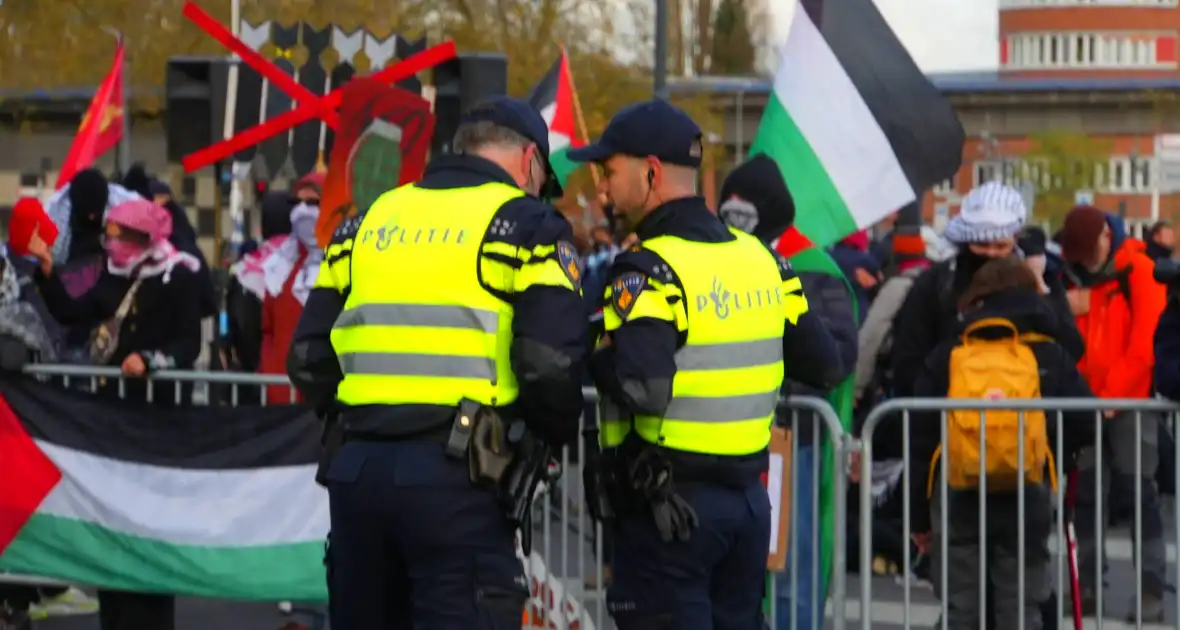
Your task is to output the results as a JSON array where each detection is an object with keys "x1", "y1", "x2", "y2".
[{"x1": 647, "y1": 169, "x2": 654, "y2": 186}]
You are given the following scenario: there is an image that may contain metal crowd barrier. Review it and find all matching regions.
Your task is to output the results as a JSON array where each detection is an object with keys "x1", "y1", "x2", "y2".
[
  {"x1": 857, "y1": 398, "x2": 1180, "y2": 630},
  {"x1": 1, "y1": 364, "x2": 853, "y2": 630}
]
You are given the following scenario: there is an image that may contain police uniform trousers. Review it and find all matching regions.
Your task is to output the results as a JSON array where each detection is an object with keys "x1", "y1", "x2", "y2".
[
  {"x1": 607, "y1": 479, "x2": 771, "y2": 630},
  {"x1": 325, "y1": 440, "x2": 528, "y2": 630}
]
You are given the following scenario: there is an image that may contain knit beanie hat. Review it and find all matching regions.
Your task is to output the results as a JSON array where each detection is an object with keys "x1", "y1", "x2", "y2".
[
  {"x1": 295, "y1": 172, "x2": 326, "y2": 197},
  {"x1": 944, "y1": 182, "x2": 1027, "y2": 244},
  {"x1": 718, "y1": 154, "x2": 795, "y2": 242},
  {"x1": 1057, "y1": 205, "x2": 1109, "y2": 264},
  {"x1": 7, "y1": 197, "x2": 59, "y2": 257},
  {"x1": 892, "y1": 228, "x2": 926, "y2": 259}
]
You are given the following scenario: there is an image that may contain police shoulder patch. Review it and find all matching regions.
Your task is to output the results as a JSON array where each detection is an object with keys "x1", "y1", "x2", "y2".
[
  {"x1": 775, "y1": 253, "x2": 794, "y2": 277},
  {"x1": 332, "y1": 215, "x2": 362, "y2": 242},
  {"x1": 556, "y1": 240, "x2": 582, "y2": 288},
  {"x1": 612, "y1": 272, "x2": 647, "y2": 319}
]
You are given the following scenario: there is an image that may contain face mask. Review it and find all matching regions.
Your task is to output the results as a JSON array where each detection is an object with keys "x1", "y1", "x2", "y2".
[
  {"x1": 105, "y1": 238, "x2": 148, "y2": 268},
  {"x1": 292, "y1": 218, "x2": 318, "y2": 249}
]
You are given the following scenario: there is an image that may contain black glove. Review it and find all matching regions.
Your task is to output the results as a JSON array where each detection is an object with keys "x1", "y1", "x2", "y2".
[
  {"x1": 652, "y1": 493, "x2": 698, "y2": 542},
  {"x1": 582, "y1": 428, "x2": 613, "y2": 522}
]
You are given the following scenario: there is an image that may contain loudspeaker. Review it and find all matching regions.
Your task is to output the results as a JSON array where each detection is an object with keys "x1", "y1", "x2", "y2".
[
  {"x1": 165, "y1": 57, "x2": 230, "y2": 165},
  {"x1": 431, "y1": 53, "x2": 508, "y2": 156}
]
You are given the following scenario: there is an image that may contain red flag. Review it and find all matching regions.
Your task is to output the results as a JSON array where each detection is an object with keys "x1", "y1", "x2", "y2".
[
  {"x1": 315, "y1": 79, "x2": 434, "y2": 247},
  {"x1": 56, "y1": 39, "x2": 125, "y2": 190}
]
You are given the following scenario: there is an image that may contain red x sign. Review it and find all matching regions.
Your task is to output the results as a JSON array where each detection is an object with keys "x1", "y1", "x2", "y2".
[{"x1": 180, "y1": 1, "x2": 456, "y2": 173}]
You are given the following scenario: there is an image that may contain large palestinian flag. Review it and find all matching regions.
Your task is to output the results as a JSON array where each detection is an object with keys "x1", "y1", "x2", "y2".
[
  {"x1": 527, "y1": 52, "x2": 585, "y2": 188},
  {"x1": 753, "y1": 0, "x2": 964, "y2": 255},
  {"x1": 0, "y1": 376, "x2": 329, "y2": 601}
]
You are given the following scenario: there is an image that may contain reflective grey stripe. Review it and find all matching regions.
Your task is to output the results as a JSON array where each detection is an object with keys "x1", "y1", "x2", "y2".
[
  {"x1": 662, "y1": 391, "x2": 779, "y2": 423},
  {"x1": 334, "y1": 303, "x2": 498, "y2": 332},
  {"x1": 674, "y1": 338, "x2": 782, "y2": 371},
  {"x1": 340, "y1": 352, "x2": 495, "y2": 380}
]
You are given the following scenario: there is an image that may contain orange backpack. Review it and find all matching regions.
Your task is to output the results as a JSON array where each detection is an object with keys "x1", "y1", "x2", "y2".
[{"x1": 933, "y1": 317, "x2": 1056, "y2": 494}]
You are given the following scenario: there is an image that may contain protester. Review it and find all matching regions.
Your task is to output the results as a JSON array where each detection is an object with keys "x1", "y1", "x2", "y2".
[
  {"x1": 1146, "y1": 220, "x2": 1174, "y2": 262},
  {"x1": 718, "y1": 154, "x2": 849, "y2": 630},
  {"x1": 891, "y1": 182, "x2": 1084, "y2": 399},
  {"x1": 31, "y1": 198, "x2": 204, "y2": 404},
  {"x1": 829, "y1": 229, "x2": 882, "y2": 318},
  {"x1": 4, "y1": 198, "x2": 62, "y2": 353},
  {"x1": 258, "y1": 187, "x2": 322, "y2": 403},
  {"x1": 225, "y1": 191, "x2": 294, "y2": 375},
  {"x1": 1056, "y1": 204, "x2": 1168, "y2": 621},
  {"x1": 855, "y1": 226, "x2": 934, "y2": 405},
  {"x1": 0, "y1": 252, "x2": 57, "y2": 365},
  {"x1": 121, "y1": 166, "x2": 218, "y2": 319},
  {"x1": 908, "y1": 257, "x2": 1095, "y2": 630}
]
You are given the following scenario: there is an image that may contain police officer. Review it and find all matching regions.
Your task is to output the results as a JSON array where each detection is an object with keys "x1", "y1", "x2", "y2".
[
  {"x1": 569, "y1": 99, "x2": 843, "y2": 629},
  {"x1": 287, "y1": 97, "x2": 588, "y2": 629}
]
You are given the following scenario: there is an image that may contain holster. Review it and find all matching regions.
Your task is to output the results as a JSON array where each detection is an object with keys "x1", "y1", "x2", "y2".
[
  {"x1": 314, "y1": 412, "x2": 344, "y2": 488},
  {"x1": 462, "y1": 403, "x2": 517, "y2": 486}
]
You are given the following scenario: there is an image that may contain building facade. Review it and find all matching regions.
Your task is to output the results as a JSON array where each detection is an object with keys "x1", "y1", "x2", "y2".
[{"x1": 1000, "y1": 0, "x2": 1180, "y2": 80}]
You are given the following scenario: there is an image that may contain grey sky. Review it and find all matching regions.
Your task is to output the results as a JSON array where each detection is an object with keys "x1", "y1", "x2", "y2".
[{"x1": 770, "y1": 0, "x2": 999, "y2": 72}]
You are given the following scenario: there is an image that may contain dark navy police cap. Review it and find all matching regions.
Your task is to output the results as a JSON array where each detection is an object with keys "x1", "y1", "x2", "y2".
[
  {"x1": 459, "y1": 96, "x2": 563, "y2": 198},
  {"x1": 567, "y1": 99, "x2": 703, "y2": 168}
]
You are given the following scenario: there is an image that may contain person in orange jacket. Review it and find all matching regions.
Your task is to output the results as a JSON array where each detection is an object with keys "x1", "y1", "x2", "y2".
[{"x1": 1057, "y1": 205, "x2": 1168, "y2": 622}]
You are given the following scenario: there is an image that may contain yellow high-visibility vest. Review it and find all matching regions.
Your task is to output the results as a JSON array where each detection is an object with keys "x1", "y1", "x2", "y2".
[
  {"x1": 330, "y1": 182, "x2": 524, "y2": 407},
  {"x1": 602, "y1": 229, "x2": 801, "y2": 456}
]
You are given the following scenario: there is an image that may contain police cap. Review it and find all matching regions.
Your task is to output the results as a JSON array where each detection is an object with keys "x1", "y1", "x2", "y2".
[
  {"x1": 460, "y1": 96, "x2": 563, "y2": 198},
  {"x1": 566, "y1": 99, "x2": 703, "y2": 168}
]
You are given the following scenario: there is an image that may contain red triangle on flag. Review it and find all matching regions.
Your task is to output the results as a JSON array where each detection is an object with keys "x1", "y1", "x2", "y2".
[
  {"x1": 551, "y1": 53, "x2": 583, "y2": 148},
  {"x1": 0, "y1": 393, "x2": 61, "y2": 555},
  {"x1": 773, "y1": 226, "x2": 815, "y2": 259}
]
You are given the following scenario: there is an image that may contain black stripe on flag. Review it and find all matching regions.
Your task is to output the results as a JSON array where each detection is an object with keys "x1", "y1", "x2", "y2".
[
  {"x1": 527, "y1": 57, "x2": 562, "y2": 111},
  {"x1": 0, "y1": 377, "x2": 321, "y2": 471},
  {"x1": 802, "y1": 0, "x2": 965, "y2": 194}
]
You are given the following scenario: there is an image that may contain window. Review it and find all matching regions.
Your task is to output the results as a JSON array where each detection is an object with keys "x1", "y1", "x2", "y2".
[
  {"x1": 1003, "y1": 31, "x2": 1171, "y2": 69},
  {"x1": 1094, "y1": 163, "x2": 1108, "y2": 190},
  {"x1": 1001, "y1": 0, "x2": 1178, "y2": 7},
  {"x1": 1109, "y1": 157, "x2": 1132, "y2": 192},
  {"x1": 932, "y1": 177, "x2": 956, "y2": 196},
  {"x1": 1133, "y1": 156, "x2": 1153, "y2": 191},
  {"x1": 974, "y1": 161, "x2": 1002, "y2": 186}
]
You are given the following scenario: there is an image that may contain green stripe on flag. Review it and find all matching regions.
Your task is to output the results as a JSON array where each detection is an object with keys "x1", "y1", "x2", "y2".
[
  {"x1": 1, "y1": 514, "x2": 327, "y2": 602},
  {"x1": 750, "y1": 95, "x2": 859, "y2": 250},
  {"x1": 550, "y1": 147, "x2": 580, "y2": 189}
]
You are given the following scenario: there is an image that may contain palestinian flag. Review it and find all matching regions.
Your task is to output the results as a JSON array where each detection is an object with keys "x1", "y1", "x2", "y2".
[
  {"x1": 0, "y1": 377, "x2": 329, "y2": 601},
  {"x1": 527, "y1": 52, "x2": 585, "y2": 188},
  {"x1": 752, "y1": 0, "x2": 964, "y2": 256}
]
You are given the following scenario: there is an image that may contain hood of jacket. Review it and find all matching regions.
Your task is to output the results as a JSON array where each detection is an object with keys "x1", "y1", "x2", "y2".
[
  {"x1": 1113, "y1": 237, "x2": 1152, "y2": 272},
  {"x1": 959, "y1": 287, "x2": 1066, "y2": 340},
  {"x1": 717, "y1": 154, "x2": 795, "y2": 243},
  {"x1": 260, "y1": 192, "x2": 294, "y2": 239}
]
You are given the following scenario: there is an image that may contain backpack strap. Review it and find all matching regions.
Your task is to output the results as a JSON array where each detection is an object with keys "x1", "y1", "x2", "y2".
[
  {"x1": 1020, "y1": 332, "x2": 1055, "y2": 344},
  {"x1": 961, "y1": 317, "x2": 1020, "y2": 344}
]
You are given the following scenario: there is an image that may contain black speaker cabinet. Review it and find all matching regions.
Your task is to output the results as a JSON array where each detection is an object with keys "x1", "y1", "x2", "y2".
[
  {"x1": 165, "y1": 57, "x2": 230, "y2": 165},
  {"x1": 431, "y1": 53, "x2": 508, "y2": 156}
]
